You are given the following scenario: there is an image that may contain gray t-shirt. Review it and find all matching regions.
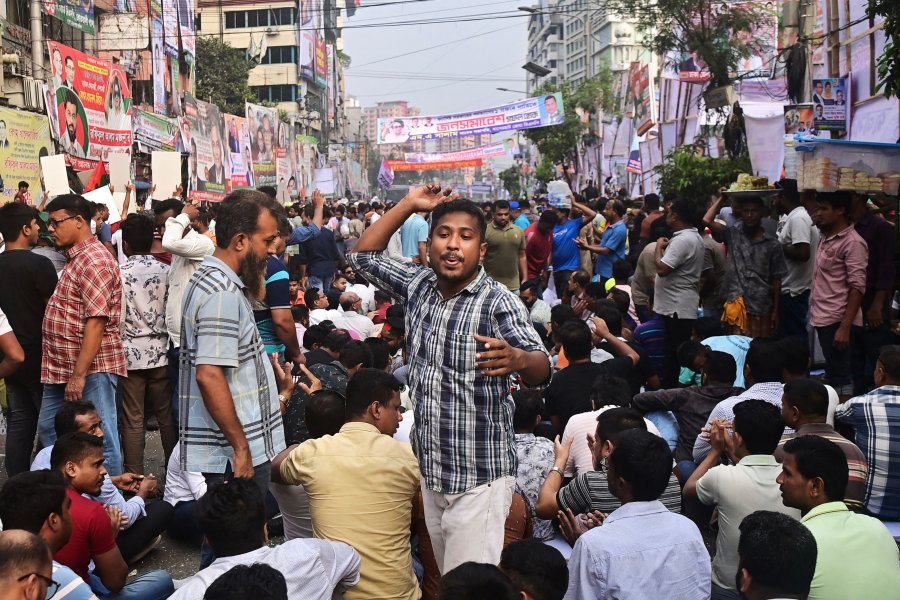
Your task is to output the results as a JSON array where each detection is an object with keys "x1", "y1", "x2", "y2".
[
  {"x1": 653, "y1": 228, "x2": 704, "y2": 318},
  {"x1": 777, "y1": 206, "x2": 818, "y2": 296}
]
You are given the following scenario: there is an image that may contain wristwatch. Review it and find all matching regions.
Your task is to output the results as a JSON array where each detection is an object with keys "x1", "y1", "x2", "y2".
[
  {"x1": 549, "y1": 466, "x2": 565, "y2": 478},
  {"x1": 277, "y1": 394, "x2": 288, "y2": 406}
]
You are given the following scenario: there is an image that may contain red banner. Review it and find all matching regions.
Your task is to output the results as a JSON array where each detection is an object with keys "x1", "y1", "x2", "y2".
[{"x1": 385, "y1": 159, "x2": 482, "y2": 171}]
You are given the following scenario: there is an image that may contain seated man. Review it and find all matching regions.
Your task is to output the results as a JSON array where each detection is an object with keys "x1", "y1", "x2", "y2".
[
  {"x1": 50, "y1": 433, "x2": 174, "y2": 598},
  {"x1": 170, "y1": 479, "x2": 360, "y2": 600},
  {"x1": 511, "y1": 390, "x2": 556, "y2": 541},
  {"x1": 32, "y1": 401, "x2": 172, "y2": 564},
  {"x1": 565, "y1": 429, "x2": 711, "y2": 599},
  {"x1": 735, "y1": 511, "x2": 817, "y2": 600},
  {"x1": 499, "y1": 540, "x2": 568, "y2": 600},
  {"x1": 0, "y1": 530, "x2": 53, "y2": 600},
  {"x1": 162, "y1": 444, "x2": 207, "y2": 542},
  {"x1": 273, "y1": 369, "x2": 421, "y2": 600},
  {"x1": 203, "y1": 564, "x2": 288, "y2": 600},
  {"x1": 778, "y1": 435, "x2": 900, "y2": 600},
  {"x1": 338, "y1": 292, "x2": 376, "y2": 339},
  {"x1": 632, "y1": 351, "x2": 744, "y2": 482},
  {"x1": 776, "y1": 378, "x2": 868, "y2": 511},
  {"x1": 684, "y1": 400, "x2": 801, "y2": 600},
  {"x1": 834, "y1": 344, "x2": 900, "y2": 519},
  {"x1": 536, "y1": 408, "x2": 681, "y2": 524}
]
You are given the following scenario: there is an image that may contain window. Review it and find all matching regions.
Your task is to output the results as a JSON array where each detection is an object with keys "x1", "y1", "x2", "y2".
[
  {"x1": 252, "y1": 85, "x2": 298, "y2": 103},
  {"x1": 225, "y1": 8, "x2": 296, "y2": 29},
  {"x1": 260, "y1": 46, "x2": 296, "y2": 64}
]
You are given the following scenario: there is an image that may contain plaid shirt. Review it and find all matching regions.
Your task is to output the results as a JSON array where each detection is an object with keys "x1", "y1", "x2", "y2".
[
  {"x1": 349, "y1": 251, "x2": 549, "y2": 494},
  {"x1": 41, "y1": 237, "x2": 126, "y2": 383},
  {"x1": 834, "y1": 385, "x2": 900, "y2": 519},
  {"x1": 178, "y1": 256, "x2": 284, "y2": 473}
]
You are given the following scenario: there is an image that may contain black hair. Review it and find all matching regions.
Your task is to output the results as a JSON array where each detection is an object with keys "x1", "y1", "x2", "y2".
[
  {"x1": 745, "y1": 339, "x2": 784, "y2": 383},
  {"x1": 152, "y1": 197, "x2": 185, "y2": 217},
  {"x1": 558, "y1": 319, "x2": 592, "y2": 361},
  {"x1": 537, "y1": 210, "x2": 559, "y2": 227},
  {"x1": 782, "y1": 435, "x2": 849, "y2": 502},
  {"x1": 704, "y1": 351, "x2": 737, "y2": 385},
  {"x1": 738, "y1": 510, "x2": 817, "y2": 596},
  {"x1": 305, "y1": 390, "x2": 347, "y2": 439},
  {"x1": 304, "y1": 287, "x2": 323, "y2": 307},
  {"x1": 693, "y1": 316, "x2": 724, "y2": 340},
  {"x1": 0, "y1": 203, "x2": 38, "y2": 243},
  {"x1": 494, "y1": 200, "x2": 510, "y2": 211},
  {"x1": 783, "y1": 378, "x2": 828, "y2": 417},
  {"x1": 606, "y1": 290, "x2": 630, "y2": 324},
  {"x1": 644, "y1": 193, "x2": 660, "y2": 211},
  {"x1": 520, "y1": 280, "x2": 540, "y2": 296},
  {"x1": 596, "y1": 407, "x2": 647, "y2": 444},
  {"x1": 589, "y1": 374, "x2": 632, "y2": 409},
  {"x1": 291, "y1": 304, "x2": 309, "y2": 324},
  {"x1": 62, "y1": 86, "x2": 78, "y2": 109},
  {"x1": 50, "y1": 432, "x2": 103, "y2": 471},
  {"x1": 45, "y1": 193, "x2": 92, "y2": 222},
  {"x1": 345, "y1": 368, "x2": 401, "y2": 418},
  {"x1": 570, "y1": 269, "x2": 591, "y2": 289},
  {"x1": 439, "y1": 562, "x2": 518, "y2": 600},
  {"x1": 324, "y1": 329, "x2": 351, "y2": 353},
  {"x1": 429, "y1": 198, "x2": 487, "y2": 241},
  {"x1": 0, "y1": 470, "x2": 68, "y2": 533},
  {"x1": 583, "y1": 282, "x2": 607, "y2": 301},
  {"x1": 878, "y1": 345, "x2": 900, "y2": 381},
  {"x1": 302, "y1": 324, "x2": 329, "y2": 350},
  {"x1": 364, "y1": 337, "x2": 391, "y2": 371},
  {"x1": 257, "y1": 186, "x2": 277, "y2": 199},
  {"x1": 195, "y1": 479, "x2": 266, "y2": 558},
  {"x1": 203, "y1": 564, "x2": 288, "y2": 600},
  {"x1": 607, "y1": 199, "x2": 626, "y2": 217},
  {"x1": 677, "y1": 340, "x2": 709, "y2": 370},
  {"x1": 339, "y1": 340, "x2": 373, "y2": 369},
  {"x1": 732, "y1": 400, "x2": 785, "y2": 455},
  {"x1": 595, "y1": 305, "x2": 623, "y2": 337},
  {"x1": 669, "y1": 198, "x2": 698, "y2": 226},
  {"x1": 549, "y1": 304, "x2": 576, "y2": 329},
  {"x1": 779, "y1": 336, "x2": 811, "y2": 375},
  {"x1": 500, "y1": 540, "x2": 568, "y2": 600},
  {"x1": 54, "y1": 401, "x2": 97, "y2": 438},
  {"x1": 276, "y1": 214, "x2": 293, "y2": 238},
  {"x1": 215, "y1": 189, "x2": 281, "y2": 249},
  {"x1": 816, "y1": 191, "x2": 852, "y2": 219},
  {"x1": 611, "y1": 260, "x2": 631, "y2": 282},
  {"x1": 608, "y1": 428, "x2": 672, "y2": 501},
  {"x1": 0, "y1": 530, "x2": 50, "y2": 577},
  {"x1": 120, "y1": 213, "x2": 155, "y2": 254},
  {"x1": 512, "y1": 389, "x2": 544, "y2": 431}
]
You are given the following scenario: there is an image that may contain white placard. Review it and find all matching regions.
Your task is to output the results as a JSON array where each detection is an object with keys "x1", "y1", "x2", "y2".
[
  {"x1": 40, "y1": 155, "x2": 69, "y2": 198},
  {"x1": 108, "y1": 153, "x2": 131, "y2": 193},
  {"x1": 313, "y1": 168, "x2": 335, "y2": 195},
  {"x1": 151, "y1": 151, "x2": 182, "y2": 200},
  {"x1": 83, "y1": 186, "x2": 122, "y2": 224}
]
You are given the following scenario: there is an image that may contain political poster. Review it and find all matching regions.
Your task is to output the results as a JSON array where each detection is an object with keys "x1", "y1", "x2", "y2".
[
  {"x1": 377, "y1": 160, "x2": 394, "y2": 189},
  {"x1": 295, "y1": 134, "x2": 319, "y2": 197},
  {"x1": 276, "y1": 148, "x2": 293, "y2": 202},
  {"x1": 326, "y1": 46, "x2": 335, "y2": 122},
  {"x1": 375, "y1": 93, "x2": 566, "y2": 144},
  {"x1": 225, "y1": 114, "x2": 253, "y2": 188},
  {"x1": 162, "y1": 0, "x2": 179, "y2": 57},
  {"x1": 315, "y1": 36, "x2": 327, "y2": 88},
  {"x1": 47, "y1": 41, "x2": 132, "y2": 171},
  {"x1": 630, "y1": 62, "x2": 656, "y2": 137},
  {"x1": 0, "y1": 107, "x2": 52, "y2": 202},
  {"x1": 133, "y1": 108, "x2": 179, "y2": 152},
  {"x1": 811, "y1": 77, "x2": 849, "y2": 131},
  {"x1": 246, "y1": 102, "x2": 278, "y2": 188},
  {"x1": 403, "y1": 141, "x2": 510, "y2": 163},
  {"x1": 784, "y1": 104, "x2": 817, "y2": 135},
  {"x1": 185, "y1": 93, "x2": 230, "y2": 202},
  {"x1": 43, "y1": 0, "x2": 94, "y2": 34},
  {"x1": 151, "y1": 19, "x2": 166, "y2": 115},
  {"x1": 296, "y1": 0, "x2": 317, "y2": 83},
  {"x1": 178, "y1": 0, "x2": 196, "y2": 57},
  {"x1": 386, "y1": 159, "x2": 483, "y2": 172}
]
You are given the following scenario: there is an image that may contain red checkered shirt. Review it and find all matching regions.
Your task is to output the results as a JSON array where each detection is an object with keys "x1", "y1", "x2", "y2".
[{"x1": 41, "y1": 236, "x2": 126, "y2": 384}]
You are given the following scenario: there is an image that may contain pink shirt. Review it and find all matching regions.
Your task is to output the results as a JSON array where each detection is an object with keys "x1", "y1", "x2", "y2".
[{"x1": 809, "y1": 225, "x2": 868, "y2": 327}]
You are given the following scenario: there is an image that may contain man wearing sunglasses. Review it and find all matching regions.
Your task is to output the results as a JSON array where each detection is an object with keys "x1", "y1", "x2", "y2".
[{"x1": 0, "y1": 529, "x2": 57, "y2": 600}]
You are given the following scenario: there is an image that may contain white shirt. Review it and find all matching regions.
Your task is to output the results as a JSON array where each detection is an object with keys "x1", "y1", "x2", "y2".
[
  {"x1": 163, "y1": 445, "x2": 206, "y2": 506},
  {"x1": 777, "y1": 206, "x2": 819, "y2": 295},
  {"x1": 347, "y1": 283, "x2": 376, "y2": 313},
  {"x1": 562, "y1": 406, "x2": 661, "y2": 476},
  {"x1": 268, "y1": 482, "x2": 313, "y2": 540},
  {"x1": 0, "y1": 307, "x2": 11, "y2": 336},
  {"x1": 162, "y1": 213, "x2": 215, "y2": 347},
  {"x1": 110, "y1": 229, "x2": 128, "y2": 265},
  {"x1": 168, "y1": 538, "x2": 361, "y2": 600},
  {"x1": 340, "y1": 311, "x2": 376, "y2": 339},
  {"x1": 309, "y1": 308, "x2": 349, "y2": 330}
]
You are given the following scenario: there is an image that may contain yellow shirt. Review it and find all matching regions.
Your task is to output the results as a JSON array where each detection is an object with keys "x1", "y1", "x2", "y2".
[{"x1": 280, "y1": 422, "x2": 422, "y2": 600}]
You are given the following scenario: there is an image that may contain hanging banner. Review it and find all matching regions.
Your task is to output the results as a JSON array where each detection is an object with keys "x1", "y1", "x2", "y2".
[
  {"x1": 377, "y1": 160, "x2": 394, "y2": 188},
  {"x1": 326, "y1": 46, "x2": 335, "y2": 122},
  {"x1": 43, "y1": 0, "x2": 94, "y2": 34},
  {"x1": 246, "y1": 102, "x2": 278, "y2": 188},
  {"x1": 296, "y1": 134, "x2": 318, "y2": 197},
  {"x1": 47, "y1": 41, "x2": 133, "y2": 171},
  {"x1": 403, "y1": 141, "x2": 511, "y2": 163},
  {"x1": 225, "y1": 113, "x2": 253, "y2": 188},
  {"x1": 375, "y1": 93, "x2": 565, "y2": 144},
  {"x1": 630, "y1": 62, "x2": 656, "y2": 137},
  {"x1": 296, "y1": 0, "x2": 317, "y2": 83},
  {"x1": 185, "y1": 93, "x2": 230, "y2": 202},
  {"x1": 386, "y1": 159, "x2": 483, "y2": 171},
  {"x1": 151, "y1": 20, "x2": 167, "y2": 115},
  {"x1": 178, "y1": 0, "x2": 196, "y2": 57},
  {"x1": 314, "y1": 36, "x2": 327, "y2": 88},
  {"x1": 133, "y1": 108, "x2": 179, "y2": 152},
  {"x1": 0, "y1": 106, "x2": 53, "y2": 202},
  {"x1": 162, "y1": 0, "x2": 179, "y2": 57},
  {"x1": 811, "y1": 77, "x2": 849, "y2": 132}
]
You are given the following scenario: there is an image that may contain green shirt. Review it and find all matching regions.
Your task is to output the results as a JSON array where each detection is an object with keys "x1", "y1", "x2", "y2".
[
  {"x1": 802, "y1": 501, "x2": 900, "y2": 600},
  {"x1": 483, "y1": 221, "x2": 524, "y2": 290}
]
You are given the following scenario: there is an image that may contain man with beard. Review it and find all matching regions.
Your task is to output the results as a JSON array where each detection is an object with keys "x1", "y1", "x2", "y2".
[
  {"x1": 178, "y1": 190, "x2": 294, "y2": 513},
  {"x1": 349, "y1": 185, "x2": 550, "y2": 574},
  {"x1": 59, "y1": 89, "x2": 86, "y2": 158}
]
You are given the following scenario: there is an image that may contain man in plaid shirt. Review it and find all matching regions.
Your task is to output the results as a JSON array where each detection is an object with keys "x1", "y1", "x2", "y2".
[
  {"x1": 37, "y1": 194, "x2": 127, "y2": 475},
  {"x1": 349, "y1": 186, "x2": 550, "y2": 574}
]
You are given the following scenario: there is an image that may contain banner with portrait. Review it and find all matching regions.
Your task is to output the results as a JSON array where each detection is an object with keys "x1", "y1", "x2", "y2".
[
  {"x1": 133, "y1": 108, "x2": 179, "y2": 152},
  {"x1": 245, "y1": 102, "x2": 278, "y2": 188},
  {"x1": 402, "y1": 141, "x2": 511, "y2": 163},
  {"x1": 185, "y1": 93, "x2": 230, "y2": 202},
  {"x1": 295, "y1": 134, "x2": 319, "y2": 197},
  {"x1": 811, "y1": 77, "x2": 849, "y2": 131},
  {"x1": 0, "y1": 107, "x2": 53, "y2": 202},
  {"x1": 163, "y1": 0, "x2": 179, "y2": 57},
  {"x1": 784, "y1": 104, "x2": 817, "y2": 135},
  {"x1": 296, "y1": 0, "x2": 318, "y2": 83},
  {"x1": 315, "y1": 36, "x2": 327, "y2": 88},
  {"x1": 225, "y1": 113, "x2": 253, "y2": 188},
  {"x1": 43, "y1": 0, "x2": 94, "y2": 34},
  {"x1": 47, "y1": 41, "x2": 132, "y2": 171},
  {"x1": 375, "y1": 94, "x2": 566, "y2": 144},
  {"x1": 178, "y1": 0, "x2": 196, "y2": 57},
  {"x1": 630, "y1": 62, "x2": 656, "y2": 137}
]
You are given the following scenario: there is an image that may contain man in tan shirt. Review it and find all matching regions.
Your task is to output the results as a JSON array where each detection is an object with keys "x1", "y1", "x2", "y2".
[{"x1": 274, "y1": 368, "x2": 421, "y2": 600}]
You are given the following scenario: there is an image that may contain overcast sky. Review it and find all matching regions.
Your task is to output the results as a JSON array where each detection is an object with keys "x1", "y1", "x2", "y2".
[{"x1": 342, "y1": 0, "x2": 531, "y2": 115}]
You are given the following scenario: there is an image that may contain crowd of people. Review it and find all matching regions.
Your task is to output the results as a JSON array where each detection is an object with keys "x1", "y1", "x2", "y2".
[{"x1": 0, "y1": 177, "x2": 898, "y2": 600}]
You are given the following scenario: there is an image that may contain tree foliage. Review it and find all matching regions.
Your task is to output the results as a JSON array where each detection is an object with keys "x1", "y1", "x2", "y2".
[
  {"x1": 195, "y1": 37, "x2": 257, "y2": 115},
  {"x1": 654, "y1": 145, "x2": 751, "y2": 201},
  {"x1": 499, "y1": 166, "x2": 522, "y2": 199},
  {"x1": 868, "y1": 0, "x2": 900, "y2": 98},
  {"x1": 534, "y1": 160, "x2": 556, "y2": 183}
]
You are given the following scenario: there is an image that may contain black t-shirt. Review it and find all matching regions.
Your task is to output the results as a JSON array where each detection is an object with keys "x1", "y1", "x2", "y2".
[
  {"x1": 0, "y1": 249, "x2": 57, "y2": 382},
  {"x1": 303, "y1": 348, "x2": 335, "y2": 368},
  {"x1": 544, "y1": 361, "x2": 606, "y2": 433},
  {"x1": 648, "y1": 217, "x2": 672, "y2": 244},
  {"x1": 597, "y1": 340, "x2": 654, "y2": 396}
]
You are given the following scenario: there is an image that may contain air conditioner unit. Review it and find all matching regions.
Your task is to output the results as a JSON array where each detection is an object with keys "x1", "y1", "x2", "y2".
[{"x1": 23, "y1": 77, "x2": 44, "y2": 111}]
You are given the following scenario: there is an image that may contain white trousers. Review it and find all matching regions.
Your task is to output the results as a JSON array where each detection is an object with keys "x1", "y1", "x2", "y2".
[{"x1": 421, "y1": 475, "x2": 515, "y2": 574}]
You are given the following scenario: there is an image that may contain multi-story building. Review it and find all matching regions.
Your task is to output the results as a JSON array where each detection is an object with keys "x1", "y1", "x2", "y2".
[
  {"x1": 362, "y1": 100, "x2": 425, "y2": 157},
  {"x1": 525, "y1": 2, "x2": 564, "y2": 95}
]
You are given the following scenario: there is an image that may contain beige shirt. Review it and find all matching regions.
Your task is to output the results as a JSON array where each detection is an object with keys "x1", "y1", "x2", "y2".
[{"x1": 280, "y1": 422, "x2": 422, "y2": 600}]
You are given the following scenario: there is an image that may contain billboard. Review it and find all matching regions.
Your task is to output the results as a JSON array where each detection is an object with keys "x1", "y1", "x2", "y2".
[
  {"x1": 0, "y1": 107, "x2": 53, "y2": 202},
  {"x1": 375, "y1": 94, "x2": 566, "y2": 144},
  {"x1": 812, "y1": 77, "x2": 849, "y2": 131},
  {"x1": 47, "y1": 41, "x2": 132, "y2": 171},
  {"x1": 246, "y1": 102, "x2": 278, "y2": 188},
  {"x1": 185, "y1": 93, "x2": 230, "y2": 202},
  {"x1": 43, "y1": 0, "x2": 94, "y2": 34},
  {"x1": 133, "y1": 108, "x2": 179, "y2": 152},
  {"x1": 225, "y1": 114, "x2": 253, "y2": 188},
  {"x1": 630, "y1": 62, "x2": 656, "y2": 136},
  {"x1": 296, "y1": 0, "x2": 317, "y2": 83}
]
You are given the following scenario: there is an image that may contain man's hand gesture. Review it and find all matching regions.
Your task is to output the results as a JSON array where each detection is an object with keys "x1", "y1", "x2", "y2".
[{"x1": 402, "y1": 185, "x2": 458, "y2": 213}]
